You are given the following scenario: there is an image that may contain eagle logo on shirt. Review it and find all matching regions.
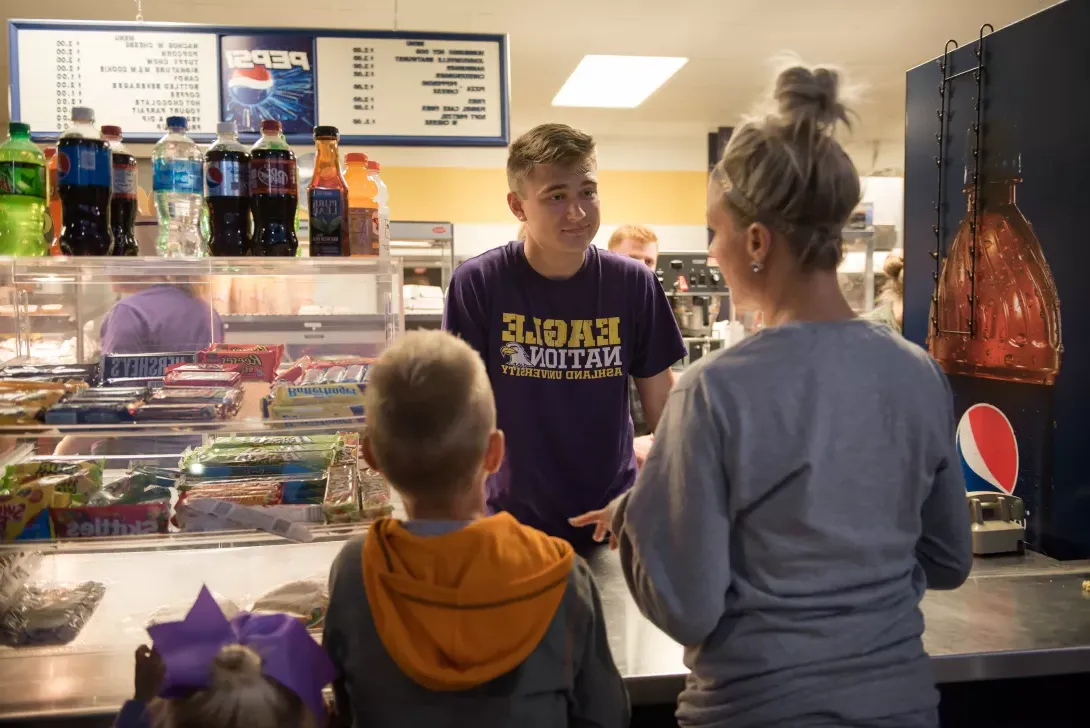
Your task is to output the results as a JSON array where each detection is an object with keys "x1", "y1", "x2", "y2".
[{"x1": 500, "y1": 342, "x2": 532, "y2": 368}]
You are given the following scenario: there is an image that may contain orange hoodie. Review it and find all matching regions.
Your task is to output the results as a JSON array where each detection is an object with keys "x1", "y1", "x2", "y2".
[{"x1": 362, "y1": 512, "x2": 575, "y2": 691}]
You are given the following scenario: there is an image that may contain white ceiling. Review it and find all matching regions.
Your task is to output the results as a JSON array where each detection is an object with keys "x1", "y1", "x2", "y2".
[{"x1": 2, "y1": 0, "x2": 1060, "y2": 161}]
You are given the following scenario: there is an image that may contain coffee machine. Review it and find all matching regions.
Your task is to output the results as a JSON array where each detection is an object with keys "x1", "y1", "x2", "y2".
[{"x1": 657, "y1": 253, "x2": 730, "y2": 365}]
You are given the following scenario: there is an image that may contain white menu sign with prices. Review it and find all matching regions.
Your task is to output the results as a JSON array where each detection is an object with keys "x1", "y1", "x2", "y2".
[
  {"x1": 316, "y1": 36, "x2": 504, "y2": 141},
  {"x1": 13, "y1": 28, "x2": 220, "y2": 136}
]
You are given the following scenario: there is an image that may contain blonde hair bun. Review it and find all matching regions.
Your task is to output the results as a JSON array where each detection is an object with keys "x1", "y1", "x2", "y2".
[{"x1": 774, "y1": 65, "x2": 852, "y2": 132}]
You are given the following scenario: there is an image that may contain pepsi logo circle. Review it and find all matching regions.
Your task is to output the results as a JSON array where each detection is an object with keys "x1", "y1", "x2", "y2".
[
  {"x1": 207, "y1": 166, "x2": 224, "y2": 189},
  {"x1": 56, "y1": 152, "x2": 72, "y2": 177},
  {"x1": 229, "y1": 66, "x2": 275, "y2": 106},
  {"x1": 956, "y1": 403, "x2": 1019, "y2": 495}
]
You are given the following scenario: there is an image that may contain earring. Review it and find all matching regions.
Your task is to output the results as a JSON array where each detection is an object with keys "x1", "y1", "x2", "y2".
[{"x1": 751, "y1": 261, "x2": 764, "y2": 274}]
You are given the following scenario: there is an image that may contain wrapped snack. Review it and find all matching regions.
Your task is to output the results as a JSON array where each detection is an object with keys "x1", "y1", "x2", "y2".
[
  {"x1": 0, "y1": 485, "x2": 55, "y2": 541},
  {"x1": 323, "y1": 465, "x2": 360, "y2": 523},
  {"x1": 0, "y1": 363, "x2": 98, "y2": 383},
  {"x1": 0, "y1": 389, "x2": 67, "y2": 407},
  {"x1": 129, "y1": 403, "x2": 222, "y2": 422},
  {"x1": 51, "y1": 502, "x2": 170, "y2": 538},
  {"x1": 205, "y1": 434, "x2": 342, "y2": 450},
  {"x1": 3, "y1": 461, "x2": 103, "y2": 494},
  {"x1": 101, "y1": 352, "x2": 197, "y2": 385},
  {"x1": 0, "y1": 551, "x2": 42, "y2": 616},
  {"x1": 100, "y1": 472, "x2": 173, "y2": 504},
  {"x1": 358, "y1": 467, "x2": 393, "y2": 519},
  {"x1": 147, "y1": 387, "x2": 243, "y2": 414},
  {"x1": 44, "y1": 401, "x2": 135, "y2": 425},
  {"x1": 0, "y1": 581, "x2": 106, "y2": 646},
  {"x1": 251, "y1": 578, "x2": 328, "y2": 629},
  {"x1": 181, "y1": 445, "x2": 339, "y2": 478},
  {"x1": 269, "y1": 383, "x2": 366, "y2": 406},
  {"x1": 277, "y1": 357, "x2": 373, "y2": 387},
  {"x1": 0, "y1": 406, "x2": 43, "y2": 425},
  {"x1": 177, "y1": 480, "x2": 284, "y2": 506},
  {"x1": 66, "y1": 387, "x2": 148, "y2": 402},
  {"x1": 163, "y1": 366, "x2": 243, "y2": 388},
  {"x1": 197, "y1": 344, "x2": 283, "y2": 383}
]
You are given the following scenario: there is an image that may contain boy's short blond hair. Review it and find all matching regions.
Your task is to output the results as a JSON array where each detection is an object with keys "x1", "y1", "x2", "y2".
[
  {"x1": 507, "y1": 123, "x2": 596, "y2": 196},
  {"x1": 365, "y1": 331, "x2": 495, "y2": 502},
  {"x1": 607, "y1": 224, "x2": 658, "y2": 250}
]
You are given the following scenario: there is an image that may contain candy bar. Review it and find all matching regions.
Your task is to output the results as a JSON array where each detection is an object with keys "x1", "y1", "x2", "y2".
[
  {"x1": 67, "y1": 387, "x2": 147, "y2": 402},
  {"x1": 270, "y1": 383, "x2": 366, "y2": 406},
  {"x1": 0, "y1": 406, "x2": 43, "y2": 425},
  {"x1": 148, "y1": 387, "x2": 243, "y2": 410},
  {"x1": 181, "y1": 446, "x2": 338, "y2": 478},
  {"x1": 197, "y1": 344, "x2": 283, "y2": 383},
  {"x1": 2, "y1": 460, "x2": 103, "y2": 495},
  {"x1": 0, "y1": 485, "x2": 54, "y2": 541},
  {"x1": 129, "y1": 403, "x2": 222, "y2": 422},
  {"x1": 205, "y1": 434, "x2": 342, "y2": 450},
  {"x1": 51, "y1": 502, "x2": 170, "y2": 538},
  {"x1": 322, "y1": 465, "x2": 360, "y2": 523},
  {"x1": 163, "y1": 363, "x2": 243, "y2": 388},
  {"x1": 101, "y1": 352, "x2": 197, "y2": 384},
  {"x1": 0, "y1": 363, "x2": 98, "y2": 383},
  {"x1": 44, "y1": 401, "x2": 135, "y2": 425}
]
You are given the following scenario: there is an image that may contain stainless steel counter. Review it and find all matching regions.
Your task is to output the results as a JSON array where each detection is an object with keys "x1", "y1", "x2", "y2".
[
  {"x1": 584, "y1": 548, "x2": 1090, "y2": 705},
  {"x1": 1, "y1": 547, "x2": 1088, "y2": 720}
]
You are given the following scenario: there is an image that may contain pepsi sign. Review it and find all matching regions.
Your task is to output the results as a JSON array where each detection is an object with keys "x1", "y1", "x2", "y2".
[
  {"x1": 220, "y1": 34, "x2": 316, "y2": 135},
  {"x1": 957, "y1": 403, "x2": 1018, "y2": 495}
]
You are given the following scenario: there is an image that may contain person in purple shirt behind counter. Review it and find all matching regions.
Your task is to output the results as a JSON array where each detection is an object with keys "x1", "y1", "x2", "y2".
[
  {"x1": 444, "y1": 123, "x2": 686, "y2": 550},
  {"x1": 100, "y1": 282, "x2": 225, "y2": 355}
]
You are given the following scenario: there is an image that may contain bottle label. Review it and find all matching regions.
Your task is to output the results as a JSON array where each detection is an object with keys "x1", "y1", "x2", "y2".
[
  {"x1": 112, "y1": 162, "x2": 138, "y2": 200},
  {"x1": 251, "y1": 159, "x2": 297, "y2": 196},
  {"x1": 57, "y1": 142, "x2": 111, "y2": 188},
  {"x1": 153, "y1": 158, "x2": 203, "y2": 194},
  {"x1": 0, "y1": 162, "x2": 46, "y2": 199},
  {"x1": 348, "y1": 205, "x2": 377, "y2": 256},
  {"x1": 310, "y1": 188, "x2": 347, "y2": 255},
  {"x1": 206, "y1": 160, "x2": 248, "y2": 197}
]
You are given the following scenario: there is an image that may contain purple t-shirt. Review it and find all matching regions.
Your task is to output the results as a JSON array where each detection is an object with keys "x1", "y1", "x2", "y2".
[
  {"x1": 100, "y1": 285, "x2": 225, "y2": 355},
  {"x1": 444, "y1": 241, "x2": 686, "y2": 546}
]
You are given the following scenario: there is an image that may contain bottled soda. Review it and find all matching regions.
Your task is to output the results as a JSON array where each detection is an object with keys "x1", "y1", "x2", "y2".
[
  {"x1": 206, "y1": 121, "x2": 252, "y2": 256},
  {"x1": 250, "y1": 120, "x2": 298, "y2": 257},
  {"x1": 928, "y1": 132, "x2": 1062, "y2": 550},
  {"x1": 43, "y1": 147, "x2": 62, "y2": 252},
  {"x1": 344, "y1": 152, "x2": 377, "y2": 256},
  {"x1": 307, "y1": 126, "x2": 349, "y2": 256},
  {"x1": 57, "y1": 107, "x2": 113, "y2": 256},
  {"x1": 369, "y1": 160, "x2": 391, "y2": 261},
  {"x1": 101, "y1": 126, "x2": 139, "y2": 256},
  {"x1": 0, "y1": 122, "x2": 48, "y2": 256},
  {"x1": 153, "y1": 116, "x2": 206, "y2": 257}
]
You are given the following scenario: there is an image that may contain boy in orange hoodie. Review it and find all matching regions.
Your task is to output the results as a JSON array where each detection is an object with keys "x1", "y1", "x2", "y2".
[{"x1": 323, "y1": 330, "x2": 630, "y2": 728}]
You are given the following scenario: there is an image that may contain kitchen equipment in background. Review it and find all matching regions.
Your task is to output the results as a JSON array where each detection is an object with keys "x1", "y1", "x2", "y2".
[
  {"x1": 391, "y1": 221, "x2": 455, "y2": 331},
  {"x1": 969, "y1": 492, "x2": 1026, "y2": 555},
  {"x1": 660, "y1": 252, "x2": 730, "y2": 365}
]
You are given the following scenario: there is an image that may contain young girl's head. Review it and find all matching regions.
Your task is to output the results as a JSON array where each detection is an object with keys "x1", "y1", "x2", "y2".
[{"x1": 153, "y1": 644, "x2": 315, "y2": 728}]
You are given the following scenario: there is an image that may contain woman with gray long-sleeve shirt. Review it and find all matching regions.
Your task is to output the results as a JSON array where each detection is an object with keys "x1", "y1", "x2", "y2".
[{"x1": 573, "y1": 63, "x2": 973, "y2": 728}]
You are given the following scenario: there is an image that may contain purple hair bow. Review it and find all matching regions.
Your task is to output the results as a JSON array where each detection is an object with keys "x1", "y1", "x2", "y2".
[{"x1": 146, "y1": 585, "x2": 336, "y2": 721}]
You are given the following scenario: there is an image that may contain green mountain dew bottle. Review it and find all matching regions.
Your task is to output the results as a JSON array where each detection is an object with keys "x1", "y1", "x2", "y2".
[{"x1": 0, "y1": 122, "x2": 48, "y2": 256}]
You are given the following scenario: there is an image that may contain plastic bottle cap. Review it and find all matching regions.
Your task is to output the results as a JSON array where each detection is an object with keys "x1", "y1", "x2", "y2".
[
  {"x1": 217, "y1": 121, "x2": 238, "y2": 135},
  {"x1": 8, "y1": 122, "x2": 30, "y2": 136},
  {"x1": 166, "y1": 116, "x2": 187, "y2": 130},
  {"x1": 71, "y1": 107, "x2": 94, "y2": 123},
  {"x1": 314, "y1": 125, "x2": 339, "y2": 138},
  {"x1": 345, "y1": 152, "x2": 368, "y2": 164},
  {"x1": 367, "y1": 161, "x2": 381, "y2": 171},
  {"x1": 101, "y1": 125, "x2": 122, "y2": 139},
  {"x1": 261, "y1": 120, "x2": 282, "y2": 133}
]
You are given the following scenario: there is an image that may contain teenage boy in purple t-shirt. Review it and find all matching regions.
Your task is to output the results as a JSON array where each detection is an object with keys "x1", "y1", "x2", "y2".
[{"x1": 443, "y1": 123, "x2": 686, "y2": 548}]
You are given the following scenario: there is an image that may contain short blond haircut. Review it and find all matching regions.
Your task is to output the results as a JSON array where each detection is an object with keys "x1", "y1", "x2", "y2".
[
  {"x1": 507, "y1": 123, "x2": 596, "y2": 196},
  {"x1": 607, "y1": 224, "x2": 658, "y2": 251},
  {"x1": 364, "y1": 331, "x2": 495, "y2": 501}
]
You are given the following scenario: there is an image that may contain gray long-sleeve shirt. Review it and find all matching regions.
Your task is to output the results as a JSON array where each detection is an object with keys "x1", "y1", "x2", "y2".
[{"x1": 612, "y1": 319, "x2": 973, "y2": 728}]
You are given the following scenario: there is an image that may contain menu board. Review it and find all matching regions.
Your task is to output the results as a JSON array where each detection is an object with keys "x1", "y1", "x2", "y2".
[
  {"x1": 13, "y1": 28, "x2": 220, "y2": 137},
  {"x1": 316, "y1": 36, "x2": 504, "y2": 140},
  {"x1": 9, "y1": 21, "x2": 510, "y2": 146}
]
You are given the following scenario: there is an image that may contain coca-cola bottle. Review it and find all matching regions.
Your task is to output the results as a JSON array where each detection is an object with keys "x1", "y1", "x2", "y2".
[
  {"x1": 928, "y1": 128, "x2": 1062, "y2": 551},
  {"x1": 249, "y1": 120, "x2": 298, "y2": 257}
]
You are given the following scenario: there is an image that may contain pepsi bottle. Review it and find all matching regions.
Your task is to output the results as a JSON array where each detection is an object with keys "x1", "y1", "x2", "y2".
[
  {"x1": 102, "y1": 125, "x2": 139, "y2": 256},
  {"x1": 206, "y1": 121, "x2": 251, "y2": 256},
  {"x1": 249, "y1": 120, "x2": 298, "y2": 257},
  {"x1": 928, "y1": 131, "x2": 1061, "y2": 553},
  {"x1": 57, "y1": 107, "x2": 113, "y2": 255}
]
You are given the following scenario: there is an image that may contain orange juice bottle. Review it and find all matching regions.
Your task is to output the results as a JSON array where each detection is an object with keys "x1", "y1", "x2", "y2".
[
  {"x1": 44, "y1": 147, "x2": 62, "y2": 254},
  {"x1": 344, "y1": 152, "x2": 378, "y2": 256}
]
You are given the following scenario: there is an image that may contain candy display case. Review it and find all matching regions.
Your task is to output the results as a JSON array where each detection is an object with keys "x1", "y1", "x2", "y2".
[{"x1": 0, "y1": 256, "x2": 404, "y2": 720}]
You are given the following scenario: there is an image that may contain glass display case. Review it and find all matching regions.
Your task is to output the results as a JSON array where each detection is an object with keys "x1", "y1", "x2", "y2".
[{"x1": 0, "y1": 256, "x2": 403, "y2": 721}]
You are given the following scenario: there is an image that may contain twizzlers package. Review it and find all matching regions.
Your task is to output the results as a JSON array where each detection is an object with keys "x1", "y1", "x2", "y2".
[{"x1": 197, "y1": 344, "x2": 283, "y2": 383}]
